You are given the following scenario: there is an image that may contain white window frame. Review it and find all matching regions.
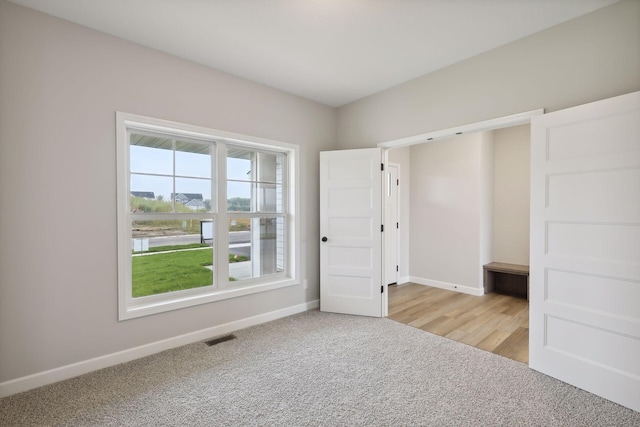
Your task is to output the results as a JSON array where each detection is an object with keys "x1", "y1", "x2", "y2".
[{"x1": 116, "y1": 112, "x2": 300, "y2": 320}]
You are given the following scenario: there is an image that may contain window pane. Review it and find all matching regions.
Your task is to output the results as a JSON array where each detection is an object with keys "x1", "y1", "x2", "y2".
[
  {"x1": 130, "y1": 174, "x2": 173, "y2": 213},
  {"x1": 131, "y1": 220, "x2": 213, "y2": 298},
  {"x1": 255, "y1": 152, "x2": 282, "y2": 183},
  {"x1": 227, "y1": 181, "x2": 251, "y2": 211},
  {"x1": 175, "y1": 141, "x2": 211, "y2": 178},
  {"x1": 226, "y1": 182, "x2": 283, "y2": 212},
  {"x1": 228, "y1": 217, "x2": 284, "y2": 282},
  {"x1": 256, "y1": 183, "x2": 283, "y2": 212},
  {"x1": 227, "y1": 154, "x2": 252, "y2": 181},
  {"x1": 227, "y1": 147, "x2": 285, "y2": 213},
  {"x1": 175, "y1": 178, "x2": 211, "y2": 212},
  {"x1": 130, "y1": 135, "x2": 173, "y2": 175}
]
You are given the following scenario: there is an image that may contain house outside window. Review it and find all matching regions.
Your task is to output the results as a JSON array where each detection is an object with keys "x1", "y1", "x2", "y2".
[{"x1": 116, "y1": 112, "x2": 300, "y2": 320}]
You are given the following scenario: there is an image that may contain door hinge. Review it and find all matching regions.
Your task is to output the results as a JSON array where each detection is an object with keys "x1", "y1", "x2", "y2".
[
  {"x1": 381, "y1": 163, "x2": 384, "y2": 171},
  {"x1": 381, "y1": 224, "x2": 384, "y2": 232},
  {"x1": 381, "y1": 285, "x2": 384, "y2": 294},
  {"x1": 396, "y1": 265, "x2": 399, "y2": 272},
  {"x1": 397, "y1": 179, "x2": 399, "y2": 186},
  {"x1": 396, "y1": 222, "x2": 399, "y2": 229}
]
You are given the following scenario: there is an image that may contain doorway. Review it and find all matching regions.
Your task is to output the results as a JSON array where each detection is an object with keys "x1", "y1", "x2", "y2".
[
  {"x1": 386, "y1": 123, "x2": 531, "y2": 292},
  {"x1": 385, "y1": 124, "x2": 531, "y2": 360},
  {"x1": 322, "y1": 95, "x2": 639, "y2": 411}
]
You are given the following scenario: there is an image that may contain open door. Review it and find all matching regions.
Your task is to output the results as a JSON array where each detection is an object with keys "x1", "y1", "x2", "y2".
[
  {"x1": 530, "y1": 91, "x2": 640, "y2": 411},
  {"x1": 320, "y1": 148, "x2": 384, "y2": 317}
]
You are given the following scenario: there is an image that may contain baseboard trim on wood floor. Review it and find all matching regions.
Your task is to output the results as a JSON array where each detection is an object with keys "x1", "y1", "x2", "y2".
[
  {"x1": 409, "y1": 277, "x2": 484, "y2": 296},
  {"x1": 398, "y1": 276, "x2": 411, "y2": 285},
  {"x1": 0, "y1": 299, "x2": 320, "y2": 398}
]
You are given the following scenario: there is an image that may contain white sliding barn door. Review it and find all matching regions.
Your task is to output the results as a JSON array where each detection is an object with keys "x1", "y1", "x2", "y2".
[
  {"x1": 530, "y1": 91, "x2": 640, "y2": 412},
  {"x1": 320, "y1": 148, "x2": 383, "y2": 317}
]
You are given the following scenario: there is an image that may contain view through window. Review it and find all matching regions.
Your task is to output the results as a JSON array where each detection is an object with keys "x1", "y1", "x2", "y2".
[{"x1": 117, "y1": 113, "x2": 298, "y2": 320}]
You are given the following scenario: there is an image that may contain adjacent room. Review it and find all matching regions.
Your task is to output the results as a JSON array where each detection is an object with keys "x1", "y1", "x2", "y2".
[
  {"x1": 387, "y1": 124, "x2": 532, "y2": 363},
  {"x1": 1, "y1": 0, "x2": 639, "y2": 424}
]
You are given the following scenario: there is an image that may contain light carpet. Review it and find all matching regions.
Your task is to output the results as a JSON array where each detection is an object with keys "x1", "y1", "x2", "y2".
[{"x1": 1, "y1": 310, "x2": 638, "y2": 426}]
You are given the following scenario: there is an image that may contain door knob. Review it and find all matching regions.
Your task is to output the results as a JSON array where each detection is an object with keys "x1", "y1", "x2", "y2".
[{"x1": 322, "y1": 237, "x2": 328, "y2": 242}]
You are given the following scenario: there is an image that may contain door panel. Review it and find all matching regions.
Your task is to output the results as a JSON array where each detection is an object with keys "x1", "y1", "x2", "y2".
[
  {"x1": 530, "y1": 91, "x2": 640, "y2": 412},
  {"x1": 320, "y1": 148, "x2": 383, "y2": 317}
]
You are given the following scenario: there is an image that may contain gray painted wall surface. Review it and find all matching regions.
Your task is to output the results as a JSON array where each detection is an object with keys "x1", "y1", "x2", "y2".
[
  {"x1": 0, "y1": 1, "x2": 336, "y2": 382},
  {"x1": 409, "y1": 133, "x2": 488, "y2": 289},
  {"x1": 336, "y1": 0, "x2": 640, "y2": 149},
  {"x1": 492, "y1": 125, "x2": 531, "y2": 265}
]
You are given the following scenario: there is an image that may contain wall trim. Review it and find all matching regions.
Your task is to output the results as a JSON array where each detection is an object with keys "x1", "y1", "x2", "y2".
[
  {"x1": 409, "y1": 277, "x2": 484, "y2": 296},
  {"x1": 398, "y1": 276, "x2": 411, "y2": 285},
  {"x1": 378, "y1": 109, "x2": 543, "y2": 149},
  {"x1": 0, "y1": 299, "x2": 319, "y2": 398}
]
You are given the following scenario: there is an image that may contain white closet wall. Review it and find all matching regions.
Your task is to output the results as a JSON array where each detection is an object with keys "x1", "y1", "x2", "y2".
[{"x1": 492, "y1": 125, "x2": 531, "y2": 265}]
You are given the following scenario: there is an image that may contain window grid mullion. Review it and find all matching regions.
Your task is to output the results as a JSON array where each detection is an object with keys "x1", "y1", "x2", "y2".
[{"x1": 172, "y1": 139, "x2": 177, "y2": 213}]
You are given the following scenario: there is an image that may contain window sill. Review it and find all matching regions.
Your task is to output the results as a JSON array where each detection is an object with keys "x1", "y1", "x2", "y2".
[{"x1": 119, "y1": 276, "x2": 299, "y2": 321}]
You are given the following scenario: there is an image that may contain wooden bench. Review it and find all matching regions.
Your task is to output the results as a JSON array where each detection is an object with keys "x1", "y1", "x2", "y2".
[{"x1": 483, "y1": 262, "x2": 529, "y2": 301}]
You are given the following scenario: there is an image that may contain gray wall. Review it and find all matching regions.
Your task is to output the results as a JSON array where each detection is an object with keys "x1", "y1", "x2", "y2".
[
  {"x1": 405, "y1": 126, "x2": 530, "y2": 292},
  {"x1": 492, "y1": 125, "x2": 531, "y2": 265},
  {"x1": 2, "y1": 0, "x2": 640, "y2": 388},
  {"x1": 0, "y1": 1, "x2": 336, "y2": 383},
  {"x1": 409, "y1": 133, "x2": 491, "y2": 290},
  {"x1": 336, "y1": 0, "x2": 640, "y2": 149}
]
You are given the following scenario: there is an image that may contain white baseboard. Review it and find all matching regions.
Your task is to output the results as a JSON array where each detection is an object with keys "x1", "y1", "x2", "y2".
[
  {"x1": 409, "y1": 276, "x2": 484, "y2": 296},
  {"x1": 0, "y1": 299, "x2": 319, "y2": 398},
  {"x1": 398, "y1": 276, "x2": 411, "y2": 285}
]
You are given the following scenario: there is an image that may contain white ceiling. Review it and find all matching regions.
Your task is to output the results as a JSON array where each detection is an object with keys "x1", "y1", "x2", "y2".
[{"x1": 9, "y1": 0, "x2": 620, "y2": 107}]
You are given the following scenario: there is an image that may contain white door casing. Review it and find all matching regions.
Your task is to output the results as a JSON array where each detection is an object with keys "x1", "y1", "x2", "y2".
[
  {"x1": 383, "y1": 163, "x2": 399, "y2": 318},
  {"x1": 385, "y1": 164, "x2": 399, "y2": 288},
  {"x1": 530, "y1": 91, "x2": 640, "y2": 412},
  {"x1": 320, "y1": 148, "x2": 384, "y2": 317}
]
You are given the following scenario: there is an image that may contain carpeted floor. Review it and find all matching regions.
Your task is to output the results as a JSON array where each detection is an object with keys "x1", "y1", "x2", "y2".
[{"x1": 1, "y1": 310, "x2": 638, "y2": 426}]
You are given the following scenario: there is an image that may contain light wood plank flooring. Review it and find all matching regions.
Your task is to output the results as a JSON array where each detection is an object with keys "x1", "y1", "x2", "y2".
[{"x1": 389, "y1": 283, "x2": 529, "y2": 364}]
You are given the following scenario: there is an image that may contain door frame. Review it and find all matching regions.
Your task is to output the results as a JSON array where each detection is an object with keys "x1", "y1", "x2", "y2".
[
  {"x1": 384, "y1": 162, "x2": 400, "y2": 285},
  {"x1": 383, "y1": 161, "x2": 400, "y2": 317},
  {"x1": 377, "y1": 109, "x2": 543, "y2": 334},
  {"x1": 378, "y1": 110, "x2": 543, "y2": 150}
]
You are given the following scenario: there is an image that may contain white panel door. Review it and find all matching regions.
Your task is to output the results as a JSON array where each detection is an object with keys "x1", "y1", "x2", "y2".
[
  {"x1": 530, "y1": 91, "x2": 640, "y2": 412},
  {"x1": 320, "y1": 148, "x2": 383, "y2": 317}
]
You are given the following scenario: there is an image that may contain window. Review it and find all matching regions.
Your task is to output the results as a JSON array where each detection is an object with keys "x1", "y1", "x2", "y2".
[
  {"x1": 227, "y1": 147, "x2": 286, "y2": 281},
  {"x1": 117, "y1": 112, "x2": 299, "y2": 320}
]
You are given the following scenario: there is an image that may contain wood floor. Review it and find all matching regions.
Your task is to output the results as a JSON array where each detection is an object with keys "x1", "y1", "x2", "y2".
[{"x1": 388, "y1": 283, "x2": 529, "y2": 364}]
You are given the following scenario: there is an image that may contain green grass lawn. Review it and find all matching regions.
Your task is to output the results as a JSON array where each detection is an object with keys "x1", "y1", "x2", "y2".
[
  {"x1": 132, "y1": 249, "x2": 213, "y2": 297},
  {"x1": 132, "y1": 248, "x2": 249, "y2": 297}
]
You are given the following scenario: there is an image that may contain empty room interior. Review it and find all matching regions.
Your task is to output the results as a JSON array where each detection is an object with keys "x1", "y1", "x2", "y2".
[
  {"x1": 387, "y1": 123, "x2": 532, "y2": 363},
  {"x1": 1, "y1": 0, "x2": 639, "y2": 424}
]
